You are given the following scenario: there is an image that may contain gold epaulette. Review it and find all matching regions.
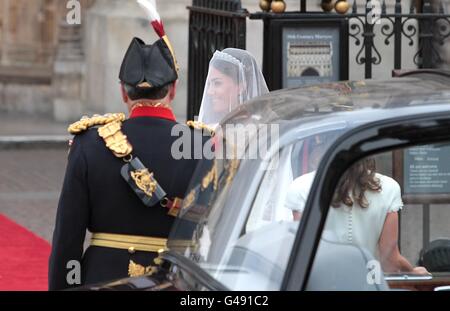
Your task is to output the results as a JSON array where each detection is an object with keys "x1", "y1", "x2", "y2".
[
  {"x1": 186, "y1": 120, "x2": 215, "y2": 136},
  {"x1": 98, "y1": 120, "x2": 133, "y2": 158},
  {"x1": 68, "y1": 113, "x2": 126, "y2": 135}
]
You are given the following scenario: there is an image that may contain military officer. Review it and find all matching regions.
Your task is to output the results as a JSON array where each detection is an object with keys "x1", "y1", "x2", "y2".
[{"x1": 48, "y1": 25, "x2": 211, "y2": 289}]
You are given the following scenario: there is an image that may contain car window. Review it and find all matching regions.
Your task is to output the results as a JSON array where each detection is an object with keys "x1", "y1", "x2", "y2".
[
  {"x1": 191, "y1": 145, "x2": 298, "y2": 291},
  {"x1": 303, "y1": 142, "x2": 450, "y2": 291},
  {"x1": 245, "y1": 145, "x2": 295, "y2": 233},
  {"x1": 208, "y1": 133, "x2": 341, "y2": 290},
  {"x1": 169, "y1": 129, "x2": 344, "y2": 291}
]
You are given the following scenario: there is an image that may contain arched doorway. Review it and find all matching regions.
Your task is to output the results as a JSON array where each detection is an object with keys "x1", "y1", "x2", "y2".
[{"x1": 301, "y1": 67, "x2": 320, "y2": 77}]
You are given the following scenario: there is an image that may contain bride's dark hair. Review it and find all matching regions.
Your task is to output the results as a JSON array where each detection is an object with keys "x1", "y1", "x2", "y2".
[{"x1": 212, "y1": 49, "x2": 257, "y2": 100}]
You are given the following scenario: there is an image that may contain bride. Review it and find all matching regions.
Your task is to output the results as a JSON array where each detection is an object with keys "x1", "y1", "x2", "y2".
[{"x1": 198, "y1": 48, "x2": 269, "y2": 127}]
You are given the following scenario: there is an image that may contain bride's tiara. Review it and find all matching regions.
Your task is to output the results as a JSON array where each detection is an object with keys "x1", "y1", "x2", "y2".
[{"x1": 213, "y1": 50, "x2": 245, "y2": 69}]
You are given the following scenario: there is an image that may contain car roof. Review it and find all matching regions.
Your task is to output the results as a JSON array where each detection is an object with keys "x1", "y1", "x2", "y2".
[{"x1": 222, "y1": 72, "x2": 450, "y2": 128}]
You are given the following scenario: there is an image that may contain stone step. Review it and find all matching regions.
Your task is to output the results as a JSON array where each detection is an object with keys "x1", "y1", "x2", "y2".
[{"x1": 0, "y1": 135, "x2": 70, "y2": 150}]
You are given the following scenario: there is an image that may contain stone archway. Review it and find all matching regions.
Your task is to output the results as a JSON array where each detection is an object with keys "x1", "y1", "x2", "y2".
[{"x1": 301, "y1": 67, "x2": 320, "y2": 77}]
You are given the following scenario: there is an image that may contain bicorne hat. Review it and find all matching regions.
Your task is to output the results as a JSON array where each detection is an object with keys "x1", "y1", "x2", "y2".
[{"x1": 119, "y1": 37, "x2": 178, "y2": 89}]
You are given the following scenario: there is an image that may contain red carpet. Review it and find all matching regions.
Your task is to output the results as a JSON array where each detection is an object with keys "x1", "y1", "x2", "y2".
[{"x1": 0, "y1": 214, "x2": 51, "y2": 291}]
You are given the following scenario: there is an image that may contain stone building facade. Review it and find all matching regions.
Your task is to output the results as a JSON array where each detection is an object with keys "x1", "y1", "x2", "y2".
[{"x1": 0, "y1": 0, "x2": 94, "y2": 119}]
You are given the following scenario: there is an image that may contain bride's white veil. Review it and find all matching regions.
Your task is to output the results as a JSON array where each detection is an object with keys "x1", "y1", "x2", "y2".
[{"x1": 197, "y1": 48, "x2": 269, "y2": 126}]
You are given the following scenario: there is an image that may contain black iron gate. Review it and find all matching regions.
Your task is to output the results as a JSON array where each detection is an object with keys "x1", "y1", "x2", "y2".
[
  {"x1": 187, "y1": 0, "x2": 248, "y2": 120},
  {"x1": 348, "y1": 0, "x2": 450, "y2": 78}
]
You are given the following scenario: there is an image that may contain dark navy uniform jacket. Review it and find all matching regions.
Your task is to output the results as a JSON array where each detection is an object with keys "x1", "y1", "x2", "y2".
[{"x1": 48, "y1": 107, "x2": 207, "y2": 290}]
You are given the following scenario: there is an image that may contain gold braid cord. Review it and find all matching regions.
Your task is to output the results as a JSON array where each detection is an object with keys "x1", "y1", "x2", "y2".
[
  {"x1": 98, "y1": 120, "x2": 133, "y2": 158},
  {"x1": 68, "y1": 113, "x2": 126, "y2": 135},
  {"x1": 186, "y1": 120, "x2": 215, "y2": 136},
  {"x1": 183, "y1": 188, "x2": 196, "y2": 210},
  {"x1": 201, "y1": 161, "x2": 219, "y2": 191},
  {"x1": 162, "y1": 35, "x2": 180, "y2": 73}
]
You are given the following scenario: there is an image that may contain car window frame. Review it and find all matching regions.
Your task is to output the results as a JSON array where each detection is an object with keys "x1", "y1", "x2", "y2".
[
  {"x1": 281, "y1": 110, "x2": 450, "y2": 291},
  {"x1": 184, "y1": 121, "x2": 350, "y2": 290},
  {"x1": 212, "y1": 121, "x2": 351, "y2": 290}
]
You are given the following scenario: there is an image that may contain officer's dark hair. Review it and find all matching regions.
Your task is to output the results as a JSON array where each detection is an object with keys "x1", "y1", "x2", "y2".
[{"x1": 123, "y1": 82, "x2": 172, "y2": 101}]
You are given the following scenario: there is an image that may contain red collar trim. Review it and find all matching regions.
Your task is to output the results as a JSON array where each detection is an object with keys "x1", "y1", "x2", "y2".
[{"x1": 129, "y1": 106, "x2": 176, "y2": 121}]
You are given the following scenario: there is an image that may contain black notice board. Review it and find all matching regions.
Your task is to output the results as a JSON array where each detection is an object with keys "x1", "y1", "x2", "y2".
[{"x1": 256, "y1": 14, "x2": 349, "y2": 91}]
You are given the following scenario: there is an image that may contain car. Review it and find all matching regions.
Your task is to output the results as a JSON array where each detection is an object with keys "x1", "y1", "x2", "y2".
[{"x1": 81, "y1": 70, "x2": 450, "y2": 291}]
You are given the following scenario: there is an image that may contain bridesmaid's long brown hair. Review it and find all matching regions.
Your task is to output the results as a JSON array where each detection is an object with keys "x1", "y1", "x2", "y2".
[{"x1": 332, "y1": 158, "x2": 381, "y2": 208}]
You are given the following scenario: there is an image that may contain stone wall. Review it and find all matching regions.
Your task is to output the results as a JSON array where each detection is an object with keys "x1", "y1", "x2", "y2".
[
  {"x1": 0, "y1": 0, "x2": 93, "y2": 119},
  {"x1": 83, "y1": 0, "x2": 191, "y2": 121},
  {"x1": 0, "y1": 83, "x2": 53, "y2": 116}
]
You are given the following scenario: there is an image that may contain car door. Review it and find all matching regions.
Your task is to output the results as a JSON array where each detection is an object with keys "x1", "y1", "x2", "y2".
[{"x1": 283, "y1": 111, "x2": 450, "y2": 291}]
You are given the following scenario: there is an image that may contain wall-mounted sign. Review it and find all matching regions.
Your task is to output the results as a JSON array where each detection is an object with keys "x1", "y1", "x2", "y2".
[
  {"x1": 253, "y1": 16, "x2": 348, "y2": 91},
  {"x1": 394, "y1": 143, "x2": 450, "y2": 204},
  {"x1": 403, "y1": 145, "x2": 450, "y2": 194},
  {"x1": 282, "y1": 27, "x2": 341, "y2": 88}
]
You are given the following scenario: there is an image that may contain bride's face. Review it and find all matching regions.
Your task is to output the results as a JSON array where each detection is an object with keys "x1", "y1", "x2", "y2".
[{"x1": 206, "y1": 67, "x2": 240, "y2": 113}]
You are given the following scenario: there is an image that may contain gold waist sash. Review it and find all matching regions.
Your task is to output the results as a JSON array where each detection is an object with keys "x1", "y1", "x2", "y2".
[{"x1": 90, "y1": 232, "x2": 167, "y2": 253}]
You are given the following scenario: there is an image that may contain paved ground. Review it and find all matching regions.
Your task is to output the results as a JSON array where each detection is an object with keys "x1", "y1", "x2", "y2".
[
  {"x1": 0, "y1": 113, "x2": 70, "y2": 243},
  {"x1": 0, "y1": 148, "x2": 68, "y2": 243}
]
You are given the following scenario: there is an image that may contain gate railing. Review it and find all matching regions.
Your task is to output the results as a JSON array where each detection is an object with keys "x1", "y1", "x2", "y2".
[{"x1": 348, "y1": 0, "x2": 450, "y2": 78}]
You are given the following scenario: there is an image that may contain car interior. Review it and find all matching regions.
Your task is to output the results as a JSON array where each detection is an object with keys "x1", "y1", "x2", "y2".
[{"x1": 218, "y1": 138, "x2": 450, "y2": 291}]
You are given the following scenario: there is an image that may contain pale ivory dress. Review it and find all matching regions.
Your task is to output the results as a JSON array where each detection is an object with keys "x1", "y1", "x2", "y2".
[{"x1": 284, "y1": 171, "x2": 403, "y2": 259}]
